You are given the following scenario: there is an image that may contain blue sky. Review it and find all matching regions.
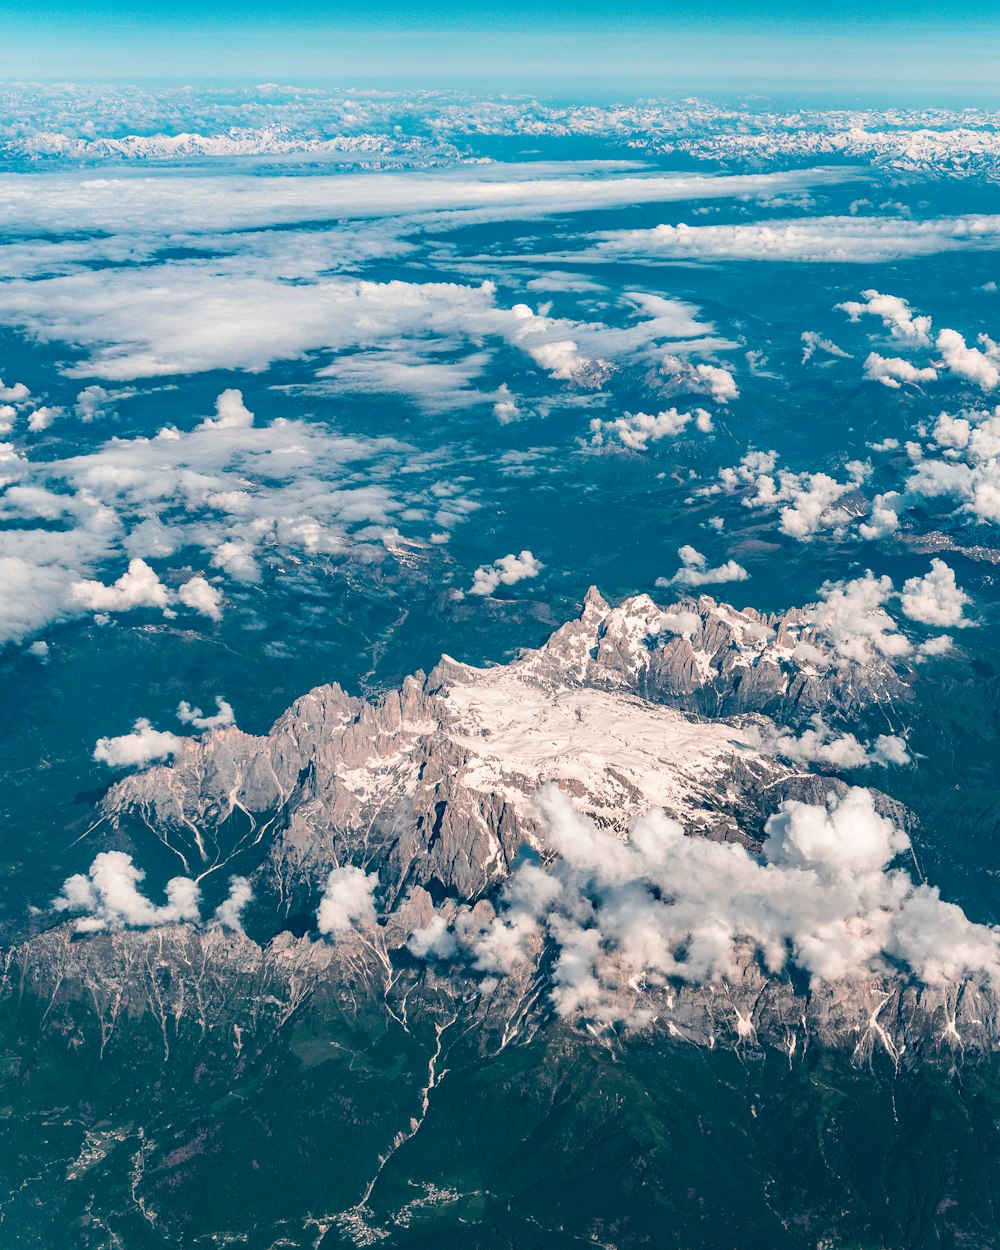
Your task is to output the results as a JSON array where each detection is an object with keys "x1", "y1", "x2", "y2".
[{"x1": 2, "y1": 1, "x2": 1000, "y2": 99}]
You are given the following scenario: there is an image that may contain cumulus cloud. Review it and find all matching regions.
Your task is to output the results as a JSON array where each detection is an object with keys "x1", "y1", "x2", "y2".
[
  {"x1": 199, "y1": 387, "x2": 255, "y2": 430},
  {"x1": 176, "y1": 697, "x2": 235, "y2": 731},
  {"x1": 933, "y1": 412, "x2": 971, "y2": 449},
  {"x1": 936, "y1": 328, "x2": 1000, "y2": 390},
  {"x1": 752, "y1": 714, "x2": 910, "y2": 769},
  {"x1": 27, "y1": 405, "x2": 64, "y2": 432},
  {"x1": 589, "y1": 406, "x2": 713, "y2": 450},
  {"x1": 837, "y1": 290, "x2": 932, "y2": 345},
  {"x1": 74, "y1": 384, "x2": 117, "y2": 422},
  {"x1": 657, "y1": 545, "x2": 748, "y2": 587},
  {"x1": 317, "y1": 865, "x2": 378, "y2": 937},
  {"x1": 51, "y1": 850, "x2": 201, "y2": 933},
  {"x1": 492, "y1": 383, "x2": 521, "y2": 423},
  {"x1": 93, "y1": 718, "x2": 185, "y2": 769},
  {"x1": 468, "y1": 550, "x2": 543, "y2": 597},
  {"x1": 176, "y1": 575, "x2": 224, "y2": 620},
  {"x1": 0, "y1": 378, "x2": 30, "y2": 403},
  {"x1": 50, "y1": 854, "x2": 252, "y2": 934},
  {"x1": 71, "y1": 557, "x2": 171, "y2": 612},
  {"x1": 714, "y1": 450, "x2": 869, "y2": 541},
  {"x1": 413, "y1": 786, "x2": 1000, "y2": 1027},
  {"x1": 70, "y1": 557, "x2": 224, "y2": 623},
  {"x1": 807, "y1": 571, "x2": 912, "y2": 665},
  {"x1": 863, "y1": 352, "x2": 938, "y2": 388},
  {"x1": 890, "y1": 403, "x2": 1000, "y2": 526},
  {"x1": 211, "y1": 876, "x2": 253, "y2": 931},
  {"x1": 899, "y1": 559, "x2": 972, "y2": 628}
]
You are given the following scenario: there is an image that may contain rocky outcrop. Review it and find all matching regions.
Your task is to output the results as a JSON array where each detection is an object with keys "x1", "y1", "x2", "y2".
[
  {"x1": 8, "y1": 587, "x2": 945, "y2": 1063},
  {"x1": 97, "y1": 587, "x2": 904, "y2": 908}
]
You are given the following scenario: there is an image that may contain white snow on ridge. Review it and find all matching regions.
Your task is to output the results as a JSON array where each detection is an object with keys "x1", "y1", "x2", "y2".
[{"x1": 442, "y1": 664, "x2": 749, "y2": 824}]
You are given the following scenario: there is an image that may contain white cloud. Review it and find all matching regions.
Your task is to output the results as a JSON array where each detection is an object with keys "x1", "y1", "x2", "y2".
[
  {"x1": 211, "y1": 876, "x2": 253, "y2": 931},
  {"x1": 657, "y1": 545, "x2": 748, "y2": 587},
  {"x1": 589, "y1": 406, "x2": 712, "y2": 450},
  {"x1": 0, "y1": 379, "x2": 29, "y2": 403},
  {"x1": 199, "y1": 387, "x2": 255, "y2": 429},
  {"x1": 588, "y1": 216, "x2": 1000, "y2": 265},
  {"x1": 897, "y1": 404, "x2": 1000, "y2": 525},
  {"x1": 177, "y1": 575, "x2": 224, "y2": 620},
  {"x1": 936, "y1": 328, "x2": 1000, "y2": 390},
  {"x1": 74, "y1": 384, "x2": 116, "y2": 422},
  {"x1": 715, "y1": 450, "x2": 869, "y2": 541},
  {"x1": 863, "y1": 352, "x2": 938, "y2": 389},
  {"x1": 837, "y1": 290, "x2": 932, "y2": 345},
  {"x1": 93, "y1": 718, "x2": 185, "y2": 769},
  {"x1": 176, "y1": 697, "x2": 235, "y2": 731},
  {"x1": 0, "y1": 388, "x2": 452, "y2": 646},
  {"x1": 468, "y1": 550, "x2": 543, "y2": 597},
  {"x1": 0, "y1": 263, "x2": 725, "y2": 393},
  {"x1": 492, "y1": 384, "x2": 522, "y2": 423},
  {"x1": 918, "y1": 634, "x2": 955, "y2": 657},
  {"x1": 51, "y1": 850, "x2": 201, "y2": 933},
  {"x1": 317, "y1": 865, "x2": 378, "y2": 937},
  {"x1": 0, "y1": 166, "x2": 833, "y2": 238},
  {"x1": 27, "y1": 405, "x2": 63, "y2": 432},
  {"x1": 69, "y1": 556, "x2": 222, "y2": 624},
  {"x1": 418, "y1": 786, "x2": 1000, "y2": 1027},
  {"x1": 71, "y1": 557, "x2": 171, "y2": 612},
  {"x1": 933, "y1": 412, "x2": 971, "y2": 448},
  {"x1": 753, "y1": 714, "x2": 910, "y2": 769},
  {"x1": 807, "y1": 571, "x2": 912, "y2": 666},
  {"x1": 899, "y1": 559, "x2": 972, "y2": 628}
]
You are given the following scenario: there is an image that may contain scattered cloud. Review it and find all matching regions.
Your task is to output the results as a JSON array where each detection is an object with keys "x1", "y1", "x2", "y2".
[
  {"x1": 863, "y1": 352, "x2": 938, "y2": 388},
  {"x1": 317, "y1": 865, "x2": 378, "y2": 937},
  {"x1": 801, "y1": 331, "x2": 852, "y2": 363},
  {"x1": 837, "y1": 290, "x2": 932, "y2": 345},
  {"x1": 467, "y1": 550, "x2": 543, "y2": 598},
  {"x1": 93, "y1": 718, "x2": 185, "y2": 769},
  {"x1": 936, "y1": 328, "x2": 1000, "y2": 390},
  {"x1": 657, "y1": 545, "x2": 748, "y2": 587},
  {"x1": 899, "y1": 559, "x2": 972, "y2": 628},
  {"x1": 589, "y1": 406, "x2": 712, "y2": 450},
  {"x1": 752, "y1": 714, "x2": 910, "y2": 769},
  {"x1": 413, "y1": 786, "x2": 1000, "y2": 1027},
  {"x1": 712, "y1": 450, "x2": 870, "y2": 541},
  {"x1": 52, "y1": 850, "x2": 200, "y2": 933},
  {"x1": 51, "y1": 852, "x2": 252, "y2": 933},
  {"x1": 176, "y1": 697, "x2": 235, "y2": 731}
]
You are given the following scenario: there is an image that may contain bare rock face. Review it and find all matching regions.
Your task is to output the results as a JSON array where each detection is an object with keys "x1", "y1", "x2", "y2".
[{"x1": 508, "y1": 586, "x2": 909, "y2": 719}]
